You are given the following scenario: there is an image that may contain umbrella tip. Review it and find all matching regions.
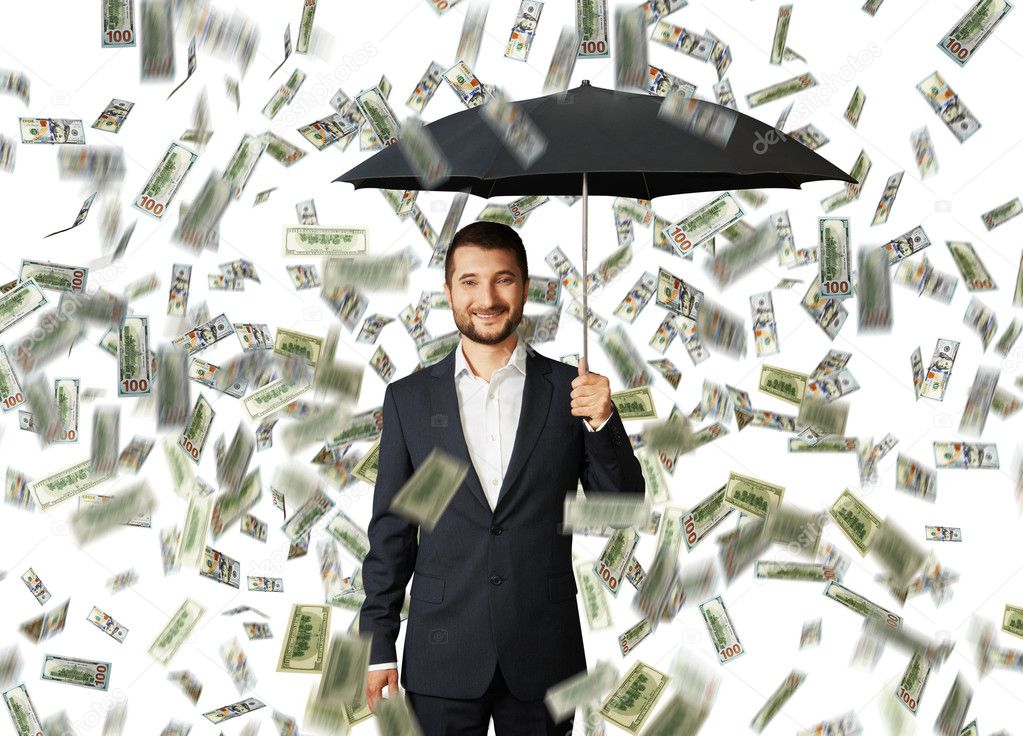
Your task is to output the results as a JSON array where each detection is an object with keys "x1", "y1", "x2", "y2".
[{"x1": 581, "y1": 79, "x2": 590, "y2": 85}]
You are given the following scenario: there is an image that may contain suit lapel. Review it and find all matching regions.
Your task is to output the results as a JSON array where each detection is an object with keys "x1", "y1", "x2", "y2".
[{"x1": 428, "y1": 341, "x2": 553, "y2": 516}]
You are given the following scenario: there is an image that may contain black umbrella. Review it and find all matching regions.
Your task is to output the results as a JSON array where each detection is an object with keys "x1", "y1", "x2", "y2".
[{"x1": 334, "y1": 80, "x2": 856, "y2": 368}]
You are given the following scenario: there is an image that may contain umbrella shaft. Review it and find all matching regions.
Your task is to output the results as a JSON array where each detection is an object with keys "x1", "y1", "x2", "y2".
[{"x1": 581, "y1": 172, "x2": 588, "y2": 374}]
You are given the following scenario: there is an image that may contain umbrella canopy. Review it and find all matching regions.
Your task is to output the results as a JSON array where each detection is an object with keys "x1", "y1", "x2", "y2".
[{"x1": 334, "y1": 79, "x2": 856, "y2": 198}]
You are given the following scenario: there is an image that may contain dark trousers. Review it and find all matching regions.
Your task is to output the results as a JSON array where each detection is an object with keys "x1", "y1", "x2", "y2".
[{"x1": 406, "y1": 661, "x2": 576, "y2": 736}]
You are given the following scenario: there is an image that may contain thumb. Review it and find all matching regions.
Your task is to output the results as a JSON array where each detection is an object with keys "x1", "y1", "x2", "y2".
[{"x1": 578, "y1": 356, "x2": 587, "y2": 375}]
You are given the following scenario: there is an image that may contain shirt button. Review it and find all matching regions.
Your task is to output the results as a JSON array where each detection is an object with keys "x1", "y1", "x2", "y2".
[
  {"x1": 491, "y1": 479, "x2": 498, "y2": 486},
  {"x1": 489, "y1": 575, "x2": 503, "y2": 585},
  {"x1": 490, "y1": 434, "x2": 495, "y2": 441}
]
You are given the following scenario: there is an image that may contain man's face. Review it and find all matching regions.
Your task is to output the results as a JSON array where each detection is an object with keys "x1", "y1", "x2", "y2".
[{"x1": 444, "y1": 244, "x2": 528, "y2": 346}]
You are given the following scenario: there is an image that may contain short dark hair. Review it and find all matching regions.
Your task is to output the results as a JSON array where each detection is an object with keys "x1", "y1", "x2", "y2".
[{"x1": 444, "y1": 220, "x2": 528, "y2": 287}]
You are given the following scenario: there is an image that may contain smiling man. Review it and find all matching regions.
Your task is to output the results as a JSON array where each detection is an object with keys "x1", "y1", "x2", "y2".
[{"x1": 361, "y1": 220, "x2": 645, "y2": 736}]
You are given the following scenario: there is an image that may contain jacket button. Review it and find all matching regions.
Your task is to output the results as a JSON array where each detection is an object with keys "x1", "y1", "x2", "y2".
[
  {"x1": 489, "y1": 574, "x2": 503, "y2": 585},
  {"x1": 490, "y1": 524, "x2": 503, "y2": 535}
]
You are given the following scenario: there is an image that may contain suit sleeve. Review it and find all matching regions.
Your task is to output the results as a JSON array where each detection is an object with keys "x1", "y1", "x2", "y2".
[
  {"x1": 580, "y1": 402, "x2": 646, "y2": 497},
  {"x1": 360, "y1": 382, "x2": 419, "y2": 666}
]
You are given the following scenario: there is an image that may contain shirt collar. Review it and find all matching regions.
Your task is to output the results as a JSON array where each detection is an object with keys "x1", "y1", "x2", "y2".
[{"x1": 455, "y1": 335, "x2": 528, "y2": 380}]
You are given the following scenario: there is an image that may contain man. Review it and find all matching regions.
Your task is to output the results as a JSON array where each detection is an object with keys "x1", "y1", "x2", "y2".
[{"x1": 361, "y1": 220, "x2": 646, "y2": 735}]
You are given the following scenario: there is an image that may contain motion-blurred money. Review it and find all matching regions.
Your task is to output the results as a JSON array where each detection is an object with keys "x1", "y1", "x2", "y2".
[
  {"x1": 0, "y1": 68, "x2": 30, "y2": 104},
  {"x1": 277, "y1": 603, "x2": 331, "y2": 673},
  {"x1": 980, "y1": 196, "x2": 1022, "y2": 231},
  {"x1": 593, "y1": 526, "x2": 639, "y2": 599},
  {"x1": 614, "y1": 4, "x2": 647, "y2": 91},
  {"x1": 139, "y1": 0, "x2": 175, "y2": 79},
  {"x1": 959, "y1": 365, "x2": 998, "y2": 436},
  {"x1": 118, "y1": 315, "x2": 152, "y2": 396},
  {"x1": 188, "y1": 358, "x2": 246, "y2": 398},
  {"x1": 456, "y1": 0, "x2": 488, "y2": 67},
  {"x1": 167, "y1": 264, "x2": 191, "y2": 317},
  {"x1": 746, "y1": 72, "x2": 817, "y2": 107},
  {"x1": 41, "y1": 655, "x2": 111, "y2": 691},
  {"x1": 926, "y1": 526, "x2": 962, "y2": 542},
  {"x1": 0, "y1": 135, "x2": 14, "y2": 172},
  {"x1": 564, "y1": 491, "x2": 650, "y2": 532},
  {"x1": 102, "y1": 0, "x2": 135, "y2": 47},
  {"x1": 944, "y1": 241, "x2": 993, "y2": 292},
  {"x1": 52, "y1": 378, "x2": 79, "y2": 443},
  {"x1": 355, "y1": 84, "x2": 400, "y2": 142},
  {"x1": 203, "y1": 697, "x2": 265, "y2": 724},
  {"x1": 933, "y1": 441, "x2": 999, "y2": 469},
  {"x1": 173, "y1": 313, "x2": 233, "y2": 354},
  {"x1": 117, "y1": 434, "x2": 153, "y2": 474},
  {"x1": 916, "y1": 70, "x2": 980, "y2": 142},
  {"x1": 937, "y1": 0, "x2": 1013, "y2": 66},
  {"x1": 167, "y1": 670, "x2": 202, "y2": 703},
  {"x1": 543, "y1": 25, "x2": 581, "y2": 92},
  {"x1": 199, "y1": 546, "x2": 240, "y2": 589},
  {"x1": 443, "y1": 59, "x2": 489, "y2": 109},
  {"x1": 963, "y1": 296, "x2": 997, "y2": 350},
  {"x1": 895, "y1": 453, "x2": 937, "y2": 502},
  {"x1": 18, "y1": 598, "x2": 69, "y2": 643},
  {"x1": 283, "y1": 225, "x2": 367, "y2": 257},
  {"x1": 818, "y1": 217, "x2": 852, "y2": 299},
  {"x1": 397, "y1": 115, "x2": 450, "y2": 188},
  {"x1": 388, "y1": 447, "x2": 468, "y2": 531},
  {"x1": 179, "y1": 394, "x2": 214, "y2": 464},
  {"x1": 505, "y1": 1, "x2": 542, "y2": 61},
  {"x1": 700, "y1": 595, "x2": 744, "y2": 663},
  {"x1": 262, "y1": 68, "x2": 306, "y2": 119},
  {"x1": 598, "y1": 660, "x2": 670, "y2": 734},
  {"x1": 480, "y1": 86, "x2": 547, "y2": 167},
  {"x1": 298, "y1": 112, "x2": 357, "y2": 151},
  {"x1": 296, "y1": 0, "x2": 317, "y2": 53},
  {"x1": 92, "y1": 98, "x2": 134, "y2": 133},
  {"x1": 407, "y1": 61, "x2": 445, "y2": 113},
  {"x1": 750, "y1": 670, "x2": 804, "y2": 732},
  {"x1": 70, "y1": 481, "x2": 155, "y2": 544},
  {"x1": 134, "y1": 142, "x2": 197, "y2": 219},
  {"x1": 174, "y1": 171, "x2": 231, "y2": 250},
  {"x1": 20, "y1": 117, "x2": 85, "y2": 144},
  {"x1": 21, "y1": 568, "x2": 50, "y2": 605},
  {"x1": 88, "y1": 606, "x2": 129, "y2": 642},
  {"x1": 933, "y1": 672, "x2": 972, "y2": 736},
  {"x1": 662, "y1": 193, "x2": 743, "y2": 258}
]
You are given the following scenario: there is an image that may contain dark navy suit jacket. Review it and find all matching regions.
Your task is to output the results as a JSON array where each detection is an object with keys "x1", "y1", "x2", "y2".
[{"x1": 359, "y1": 341, "x2": 646, "y2": 701}]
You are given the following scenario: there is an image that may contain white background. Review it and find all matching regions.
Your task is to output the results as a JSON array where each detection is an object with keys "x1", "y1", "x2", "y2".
[{"x1": 2, "y1": 0, "x2": 1023, "y2": 734}]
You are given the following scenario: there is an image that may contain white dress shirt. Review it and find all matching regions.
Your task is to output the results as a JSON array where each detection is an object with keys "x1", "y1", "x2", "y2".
[{"x1": 368, "y1": 337, "x2": 610, "y2": 672}]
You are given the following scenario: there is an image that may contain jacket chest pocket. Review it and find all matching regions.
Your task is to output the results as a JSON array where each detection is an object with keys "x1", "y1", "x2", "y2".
[{"x1": 410, "y1": 572, "x2": 445, "y2": 604}]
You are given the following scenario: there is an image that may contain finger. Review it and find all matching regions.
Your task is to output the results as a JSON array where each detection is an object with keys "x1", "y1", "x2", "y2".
[{"x1": 578, "y1": 356, "x2": 586, "y2": 376}]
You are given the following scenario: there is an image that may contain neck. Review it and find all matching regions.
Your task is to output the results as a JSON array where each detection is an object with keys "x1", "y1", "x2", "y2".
[{"x1": 462, "y1": 333, "x2": 518, "y2": 381}]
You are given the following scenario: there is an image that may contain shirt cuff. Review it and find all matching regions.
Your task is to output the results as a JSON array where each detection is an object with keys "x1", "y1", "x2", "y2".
[
  {"x1": 369, "y1": 661, "x2": 398, "y2": 671},
  {"x1": 583, "y1": 414, "x2": 612, "y2": 432}
]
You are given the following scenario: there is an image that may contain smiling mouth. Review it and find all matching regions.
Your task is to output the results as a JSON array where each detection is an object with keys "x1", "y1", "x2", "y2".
[{"x1": 473, "y1": 310, "x2": 504, "y2": 322}]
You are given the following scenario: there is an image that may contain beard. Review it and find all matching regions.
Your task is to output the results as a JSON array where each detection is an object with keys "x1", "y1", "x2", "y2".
[{"x1": 453, "y1": 301, "x2": 524, "y2": 346}]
